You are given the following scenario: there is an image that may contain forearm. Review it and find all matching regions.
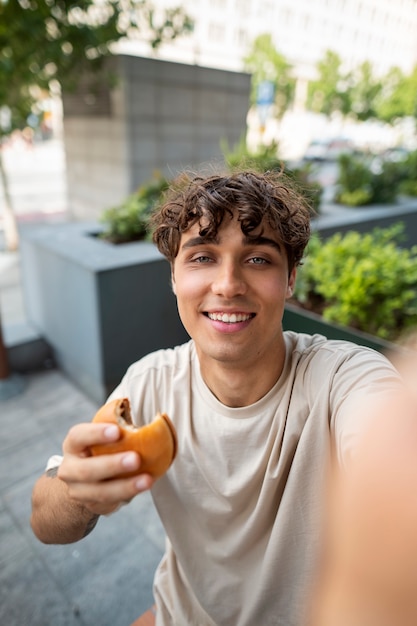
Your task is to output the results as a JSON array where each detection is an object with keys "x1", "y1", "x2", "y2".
[
  {"x1": 31, "y1": 421, "x2": 155, "y2": 544},
  {"x1": 30, "y1": 468, "x2": 99, "y2": 544}
]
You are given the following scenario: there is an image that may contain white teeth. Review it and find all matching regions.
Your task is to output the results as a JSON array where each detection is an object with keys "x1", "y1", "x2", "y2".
[{"x1": 208, "y1": 313, "x2": 251, "y2": 323}]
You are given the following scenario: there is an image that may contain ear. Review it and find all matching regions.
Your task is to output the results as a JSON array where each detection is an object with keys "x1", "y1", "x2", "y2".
[
  {"x1": 171, "y1": 265, "x2": 176, "y2": 296},
  {"x1": 286, "y1": 267, "x2": 297, "y2": 298}
]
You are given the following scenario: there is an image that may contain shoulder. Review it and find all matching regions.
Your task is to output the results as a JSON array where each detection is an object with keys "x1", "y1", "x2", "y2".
[
  {"x1": 284, "y1": 330, "x2": 399, "y2": 394},
  {"x1": 285, "y1": 330, "x2": 395, "y2": 370},
  {"x1": 107, "y1": 341, "x2": 195, "y2": 426},
  {"x1": 107, "y1": 340, "x2": 195, "y2": 402}
]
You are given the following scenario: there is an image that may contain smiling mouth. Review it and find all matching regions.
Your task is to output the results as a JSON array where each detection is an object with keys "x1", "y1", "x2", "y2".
[{"x1": 206, "y1": 312, "x2": 254, "y2": 323}]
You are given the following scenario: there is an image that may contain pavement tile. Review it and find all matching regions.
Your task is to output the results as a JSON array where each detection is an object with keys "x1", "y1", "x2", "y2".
[
  {"x1": 2, "y1": 474, "x2": 36, "y2": 539},
  {"x1": 0, "y1": 430, "x2": 59, "y2": 491},
  {"x1": 67, "y1": 524, "x2": 163, "y2": 626},
  {"x1": 0, "y1": 548, "x2": 83, "y2": 626},
  {"x1": 0, "y1": 505, "x2": 30, "y2": 565},
  {"x1": 0, "y1": 368, "x2": 165, "y2": 626},
  {"x1": 0, "y1": 407, "x2": 46, "y2": 453}
]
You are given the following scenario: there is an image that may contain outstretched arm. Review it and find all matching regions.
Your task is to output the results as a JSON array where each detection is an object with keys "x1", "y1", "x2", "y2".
[
  {"x1": 308, "y1": 341, "x2": 417, "y2": 626},
  {"x1": 31, "y1": 421, "x2": 154, "y2": 544}
]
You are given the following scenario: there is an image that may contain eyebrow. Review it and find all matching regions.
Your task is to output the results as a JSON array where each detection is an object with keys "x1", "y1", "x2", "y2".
[
  {"x1": 181, "y1": 235, "x2": 219, "y2": 250},
  {"x1": 244, "y1": 235, "x2": 282, "y2": 253},
  {"x1": 181, "y1": 234, "x2": 282, "y2": 253}
]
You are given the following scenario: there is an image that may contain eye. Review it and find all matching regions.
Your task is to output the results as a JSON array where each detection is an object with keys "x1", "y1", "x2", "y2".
[
  {"x1": 248, "y1": 256, "x2": 268, "y2": 265},
  {"x1": 192, "y1": 255, "x2": 213, "y2": 264}
]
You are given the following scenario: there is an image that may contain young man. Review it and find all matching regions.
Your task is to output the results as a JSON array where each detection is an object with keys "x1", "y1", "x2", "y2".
[{"x1": 31, "y1": 170, "x2": 400, "y2": 626}]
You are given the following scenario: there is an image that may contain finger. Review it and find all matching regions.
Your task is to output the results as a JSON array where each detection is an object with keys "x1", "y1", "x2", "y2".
[
  {"x1": 58, "y1": 450, "x2": 141, "y2": 483},
  {"x1": 62, "y1": 422, "x2": 121, "y2": 455},
  {"x1": 65, "y1": 473, "x2": 155, "y2": 513}
]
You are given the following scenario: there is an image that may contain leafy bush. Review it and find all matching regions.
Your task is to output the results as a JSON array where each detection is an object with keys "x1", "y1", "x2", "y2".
[
  {"x1": 293, "y1": 223, "x2": 417, "y2": 341},
  {"x1": 401, "y1": 179, "x2": 417, "y2": 196},
  {"x1": 400, "y1": 149, "x2": 417, "y2": 196},
  {"x1": 335, "y1": 187, "x2": 373, "y2": 207},
  {"x1": 221, "y1": 137, "x2": 322, "y2": 213},
  {"x1": 370, "y1": 160, "x2": 405, "y2": 204},
  {"x1": 100, "y1": 175, "x2": 169, "y2": 244},
  {"x1": 335, "y1": 153, "x2": 403, "y2": 206},
  {"x1": 335, "y1": 153, "x2": 373, "y2": 201}
]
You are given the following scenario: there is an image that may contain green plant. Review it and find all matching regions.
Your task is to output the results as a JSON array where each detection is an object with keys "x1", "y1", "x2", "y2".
[
  {"x1": 401, "y1": 180, "x2": 417, "y2": 196},
  {"x1": 335, "y1": 153, "x2": 373, "y2": 205},
  {"x1": 400, "y1": 149, "x2": 417, "y2": 196},
  {"x1": 335, "y1": 153, "x2": 404, "y2": 206},
  {"x1": 370, "y1": 160, "x2": 405, "y2": 203},
  {"x1": 0, "y1": 0, "x2": 193, "y2": 252},
  {"x1": 337, "y1": 188, "x2": 373, "y2": 206},
  {"x1": 99, "y1": 175, "x2": 169, "y2": 244},
  {"x1": 243, "y1": 33, "x2": 295, "y2": 119},
  {"x1": 293, "y1": 223, "x2": 417, "y2": 341}
]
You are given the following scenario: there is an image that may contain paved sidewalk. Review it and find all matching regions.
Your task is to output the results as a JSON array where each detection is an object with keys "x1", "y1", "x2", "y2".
[{"x1": 0, "y1": 366, "x2": 165, "y2": 626}]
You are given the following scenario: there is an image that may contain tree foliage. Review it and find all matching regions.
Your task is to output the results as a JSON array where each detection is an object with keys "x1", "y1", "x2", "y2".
[
  {"x1": 349, "y1": 61, "x2": 382, "y2": 121},
  {"x1": 307, "y1": 48, "x2": 417, "y2": 125},
  {"x1": 376, "y1": 65, "x2": 417, "y2": 123},
  {"x1": 0, "y1": 0, "x2": 193, "y2": 137},
  {"x1": 243, "y1": 33, "x2": 295, "y2": 119},
  {"x1": 307, "y1": 50, "x2": 351, "y2": 117},
  {"x1": 0, "y1": 0, "x2": 192, "y2": 251}
]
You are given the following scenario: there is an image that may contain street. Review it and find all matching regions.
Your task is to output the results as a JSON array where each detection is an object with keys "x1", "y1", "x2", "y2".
[
  {"x1": 0, "y1": 137, "x2": 68, "y2": 225},
  {"x1": 0, "y1": 137, "x2": 68, "y2": 327}
]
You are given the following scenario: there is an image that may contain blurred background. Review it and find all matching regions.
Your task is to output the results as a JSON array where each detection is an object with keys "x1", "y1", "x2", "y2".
[{"x1": 1, "y1": 0, "x2": 417, "y2": 238}]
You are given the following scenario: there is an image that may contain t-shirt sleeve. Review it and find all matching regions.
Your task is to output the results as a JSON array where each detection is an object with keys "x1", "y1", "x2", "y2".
[{"x1": 330, "y1": 348, "x2": 402, "y2": 468}]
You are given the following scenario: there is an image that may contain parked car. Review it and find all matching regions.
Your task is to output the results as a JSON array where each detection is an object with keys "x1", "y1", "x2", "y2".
[{"x1": 303, "y1": 137, "x2": 354, "y2": 161}]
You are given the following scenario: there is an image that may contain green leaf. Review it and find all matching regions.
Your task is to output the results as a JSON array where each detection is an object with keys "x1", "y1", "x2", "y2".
[{"x1": 293, "y1": 224, "x2": 417, "y2": 341}]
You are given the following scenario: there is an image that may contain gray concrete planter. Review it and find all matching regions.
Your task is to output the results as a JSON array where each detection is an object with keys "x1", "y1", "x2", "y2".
[
  {"x1": 283, "y1": 302, "x2": 394, "y2": 355},
  {"x1": 20, "y1": 222, "x2": 189, "y2": 404},
  {"x1": 314, "y1": 199, "x2": 417, "y2": 247}
]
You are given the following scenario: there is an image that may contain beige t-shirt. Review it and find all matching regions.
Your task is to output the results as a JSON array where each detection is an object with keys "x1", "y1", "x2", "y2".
[{"x1": 107, "y1": 332, "x2": 400, "y2": 626}]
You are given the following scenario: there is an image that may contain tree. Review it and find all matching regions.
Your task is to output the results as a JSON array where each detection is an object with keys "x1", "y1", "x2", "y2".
[
  {"x1": 308, "y1": 50, "x2": 417, "y2": 131},
  {"x1": 376, "y1": 65, "x2": 417, "y2": 123},
  {"x1": 244, "y1": 33, "x2": 295, "y2": 121},
  {"x1": 349, "y1": 61, "x2": 382, "y2": 122},
  {"x1": 307, "y1": 50, "x2": 352, "y2": 118},
  {"x1": 0, "y1": 0, "x2": 193, "y2": 251}
]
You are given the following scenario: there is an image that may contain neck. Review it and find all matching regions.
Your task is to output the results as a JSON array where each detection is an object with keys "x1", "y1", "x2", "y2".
[{"x1": 198, "y1": 345, "x2": 287, "y2": 408}]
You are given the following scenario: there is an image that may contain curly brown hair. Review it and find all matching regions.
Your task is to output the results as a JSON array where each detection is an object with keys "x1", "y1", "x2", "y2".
[{"x1": 150, "y1": 170, "x2": 312, "y2": 271}]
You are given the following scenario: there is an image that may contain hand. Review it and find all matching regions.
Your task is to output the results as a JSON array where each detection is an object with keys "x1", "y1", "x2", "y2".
[{"x1": 57, "y1": 421, "x2": 155, "y2": 516}]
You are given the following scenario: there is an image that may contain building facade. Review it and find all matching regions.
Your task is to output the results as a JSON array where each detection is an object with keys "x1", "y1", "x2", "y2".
[
  {"x1": 117, "y1": 0, "x2": 417, "y2": 155},
  {"x1": 122, "y1": 0, "x2": 417, "y2": 79}
]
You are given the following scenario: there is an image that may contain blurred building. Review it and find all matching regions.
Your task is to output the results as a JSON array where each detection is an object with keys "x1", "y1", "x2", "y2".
[
  {"x1": 120, "y1": 0, "x2": 417, "y2": 79},
  {"x1": 117, "y1": 0, "x2": 417, "y2": 156}
]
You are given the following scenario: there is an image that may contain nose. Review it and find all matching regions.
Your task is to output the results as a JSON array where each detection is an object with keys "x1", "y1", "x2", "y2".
[{"x1": 211, "y1": 259, "x2": 247, "y2": 298}]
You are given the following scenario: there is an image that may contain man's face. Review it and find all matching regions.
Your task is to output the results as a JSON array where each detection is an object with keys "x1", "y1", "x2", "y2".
[{"x1": 172, "y1": 212, "x2": 296, "y2": 375}]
